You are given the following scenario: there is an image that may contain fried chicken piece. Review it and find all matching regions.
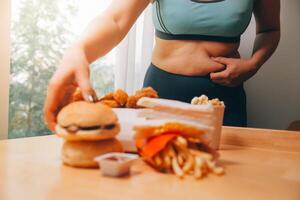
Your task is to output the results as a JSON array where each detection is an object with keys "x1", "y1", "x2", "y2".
[
  {"x1": 126, "y1": 95, "x2": 139, "y2": 108},
  {"x1": 98, "y1": 87, "x2": 158, "y2": 108},
  {"x1": 126, "y1": 87, "x2": 159, "y2": 108},
  {"x1": 98, "y1": 92, "x2": 114, "y2": 101},
  {"x1": 99, "y1": 100, "x2": 121, "y2": 108},
  {"x1": 136, "y1": 87, "x2": 158, "y2": 98},
  {"x1": 113, "y1": 89, "x2": 128, "y2": 106}
]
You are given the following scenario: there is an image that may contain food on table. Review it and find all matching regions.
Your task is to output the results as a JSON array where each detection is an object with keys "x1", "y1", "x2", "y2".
[
  {"x1": 137, "y1": 97, "x2": 216, "y2": 125},
  {"x1": 98, "y1": 89, "x2": 127, "y2": 108},
  {"x1": 94, "y1": 153, "x2": 139, "y2": 177},
  {"x1": 135, "y1": 123, "x2": 224, "y2": 179},
  {"x1": 64, "y1": 87, "x2": 159, "y2": 109},
  {"x1": 113, "y1": 89, "x2": 129, "y2": 106},
  {"x1": 125, "y1": 95, "x2": 139, "y2": 109},
  {"x1": 125, "y1": 86, "x2": 159, "y2": 108},
  {"x1": 56, "y1": 101, "x2": 120, "y2": 141},
  {"x1": 134, "y1": 97, "x2": 224, "y2": 179},
  {"x1": 55, "y1": 101, "x2": 123, "y2": 168},
  {"x1": 191, "y1": 95, "x2": 224, "y2": 106},
  {"x1": 98, "y1": 87, "x2": 158, "y2": 108},
  {"x1": 62, "y1": 139, "x2": 123, "y2": 168},
  {"x1": 190, "y1": 95, "x2": 225, "y2": 149},
  {"x1": 136, "y1": 87, "x2": 158, "y2": 98},
  {"x1": 99, "y1": 92, "x2": 114, "y2": 101},
  {"x1": 99, "y1": 99, "x2": 121, "y2": 108}
]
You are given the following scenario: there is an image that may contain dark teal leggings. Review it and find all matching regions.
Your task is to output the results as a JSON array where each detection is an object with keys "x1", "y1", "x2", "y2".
[{"x1": 143, "y1": 63, "x2": 247, "y2": 127}]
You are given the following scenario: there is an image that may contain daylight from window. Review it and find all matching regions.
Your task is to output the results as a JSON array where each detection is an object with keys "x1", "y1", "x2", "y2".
[{"x1": 9, "y1": 0, "x2": 115, "y2": 138}]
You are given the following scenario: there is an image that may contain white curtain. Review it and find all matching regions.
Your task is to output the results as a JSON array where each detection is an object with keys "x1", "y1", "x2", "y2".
[{"x1": 115, "y1": 5, "x2": 154, "y2": 95}]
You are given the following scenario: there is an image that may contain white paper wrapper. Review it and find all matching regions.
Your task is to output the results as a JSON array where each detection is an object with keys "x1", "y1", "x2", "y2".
[
  {"x1": 209, "y1": 105, "x2": 225, "y2": 150},
  {"x1": 113, "y1": 103, "x2": 224, "y2": 151}
]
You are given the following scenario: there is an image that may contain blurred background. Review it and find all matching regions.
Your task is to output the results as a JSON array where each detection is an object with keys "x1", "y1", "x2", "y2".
[{"x1": 8, "y1": 0, "x2": 115, "y2": 138}]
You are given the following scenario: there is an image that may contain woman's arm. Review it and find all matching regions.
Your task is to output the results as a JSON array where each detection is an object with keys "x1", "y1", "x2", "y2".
[
  {"x1": 77, "y1": 0, "x2": 151, "y2": 63},
  {"x1": 44, "y1": 0, "x2": 150, "y2": 131},
  {"x1": 210, "y1": 0, "x2": 280, "y2": 86},
  {"x1": 250, "y1": 0, "x2": 281, "y2": 69}
]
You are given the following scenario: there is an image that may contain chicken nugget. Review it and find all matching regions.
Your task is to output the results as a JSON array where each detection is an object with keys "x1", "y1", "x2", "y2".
[
  {"x1": 126, "y1": 96, "x2": 139, "y2": 108},
  {"x1": 99, "y1": 100, "x2": 121, "y2": 108},
  {"x1": 136, "y1": 87, "x2": 158, "y2": 98},
  {"x1": 113, "y1": 89, "x2": 128, "y2": 106},
  {"x1": 98, "y1": 92, "x2": 114, "y2": 101}
]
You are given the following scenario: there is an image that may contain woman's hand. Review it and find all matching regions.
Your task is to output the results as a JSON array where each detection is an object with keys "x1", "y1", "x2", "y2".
[
  {"x1": 43, "y1": 44, "x2": 97, "y2": 131},
  {"x1": 210, "y1": 57, "x2": 258, "y2": 87}
]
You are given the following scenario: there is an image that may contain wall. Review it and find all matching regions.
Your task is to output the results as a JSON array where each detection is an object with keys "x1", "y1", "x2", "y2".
[
  {"x1": 239, "y1": 0, "x2": 300, "y2": 130},
  {"x1": 0, "y1": 0, "x2": 10, "y2": 139}
]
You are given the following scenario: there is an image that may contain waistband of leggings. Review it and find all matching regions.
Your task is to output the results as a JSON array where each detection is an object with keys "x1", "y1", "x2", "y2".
[{"x1": 149, "y1": 63, "x2": 244, "y2": 88}]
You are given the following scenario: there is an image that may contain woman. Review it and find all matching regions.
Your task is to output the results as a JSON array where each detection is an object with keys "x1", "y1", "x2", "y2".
[{"x1": 44, "y1": 0, "x2": 280, "y2": 130}]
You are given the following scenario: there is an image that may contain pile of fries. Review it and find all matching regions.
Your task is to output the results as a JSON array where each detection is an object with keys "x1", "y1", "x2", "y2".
[
  {"x1": 150, "y1": 136, "x2": 224, "y2": 179},
  {"x1": 191, "y1": 95, "x2": 224, "y2": 106}
]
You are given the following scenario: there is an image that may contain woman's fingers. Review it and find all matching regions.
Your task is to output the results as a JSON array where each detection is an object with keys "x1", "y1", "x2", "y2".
[
  {"x1": 209, "y1": 61, "x2": 226, "y2": 73},
  {"x1": 43, "y1": 43, "x2": 97, "y2": 131},
  {"x1": 211, "y1": 57, "x2": 231, "y2": 65},
  {"x1": 43, "y1": 67, "x2": 77, "y2": 131},
  {"x1": 44, "y1": 76, "x2": 67, "y2": 131},
  {"x1": 44, "y1": 63, "x2": 96, "y2": 131},
  {"x1": 210, "y1": 70, "x2": 230, "y2": 80},
  {"x1": 75, "y1": 67, "x2": 97, "y2": 102},
  {"x1": 44, "y1": 111, "x2": 56, "y2": 132},
  {"x1": 210, "y1": 69, "x2": 234, "y2": 86}
]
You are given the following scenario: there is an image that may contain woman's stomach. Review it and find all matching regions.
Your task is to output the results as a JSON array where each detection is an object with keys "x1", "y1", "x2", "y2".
[{"x1": 152, "y1": 37, "x2": 240, "y2": 76}]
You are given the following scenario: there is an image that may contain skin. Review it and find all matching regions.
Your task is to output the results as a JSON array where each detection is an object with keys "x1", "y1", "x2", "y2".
[{"x1": 44, "y1": 0, "x2": 280, "y2": 131}]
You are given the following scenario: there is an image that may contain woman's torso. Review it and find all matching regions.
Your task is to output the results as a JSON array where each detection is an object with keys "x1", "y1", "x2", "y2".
[
  {"x1": 151, "y1": 0, "x2": 254, "y2": 76},
  {"x1": 152, "y1": 38, "x2": 240, "y2": 76}
]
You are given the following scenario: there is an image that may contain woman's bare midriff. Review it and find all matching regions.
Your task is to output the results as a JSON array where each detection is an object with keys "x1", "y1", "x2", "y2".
[{"x1": 151, "y1": 37, "x2": 240, "y2": 76}]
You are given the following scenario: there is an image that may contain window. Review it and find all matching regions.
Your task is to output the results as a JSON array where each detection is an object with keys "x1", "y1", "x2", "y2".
[{"x1": 9, "y1": 0, "x2": 116, "y2": 138}]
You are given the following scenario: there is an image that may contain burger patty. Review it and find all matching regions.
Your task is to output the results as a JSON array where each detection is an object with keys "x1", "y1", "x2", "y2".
[{"x1": 63, "y1": 124, "x2": 116, "y2": 133}]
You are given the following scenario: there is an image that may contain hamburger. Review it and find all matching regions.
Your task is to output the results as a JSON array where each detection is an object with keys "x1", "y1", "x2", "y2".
[
  {"x1": 62, "y1": 139, "x2": 123, "y2": 168},
  {"x1": 55, "y1": 101, "x2": 123, "y2": 168},
  {"x1": 56, "y1": 101, "x2": 120, "y2": 141}
]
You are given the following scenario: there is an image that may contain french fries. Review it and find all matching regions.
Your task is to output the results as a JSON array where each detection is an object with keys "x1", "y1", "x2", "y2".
[
  {"x1": 194, "y1": 156, "x2": 205, "y2": 179},
  {"x1": 172, "y1": 157, "x2": 184, "y2": 178},
  {"x1": 150, "y1": 136, "x2": 224, "y2": 179},
  {"x1": 154, "y1": 154, "x2": 163, "y2": 166}
]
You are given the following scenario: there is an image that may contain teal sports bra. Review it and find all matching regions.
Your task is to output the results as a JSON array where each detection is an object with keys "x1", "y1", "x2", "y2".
[{"x1": 152, "y1": 0, "x2": 254, "y2": 43}]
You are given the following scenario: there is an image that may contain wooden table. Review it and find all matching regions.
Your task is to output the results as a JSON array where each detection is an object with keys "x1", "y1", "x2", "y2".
[{"x1": 1, "y1": 127, "x2": 300, "y2": 200}]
